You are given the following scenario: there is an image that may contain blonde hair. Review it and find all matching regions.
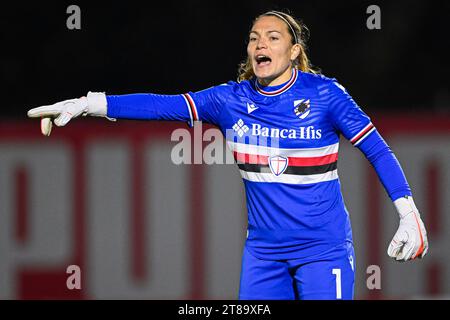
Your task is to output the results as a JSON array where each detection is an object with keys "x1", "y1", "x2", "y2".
[{"x1": 238, "y1": 10, "x2": 319, "y2": 82}]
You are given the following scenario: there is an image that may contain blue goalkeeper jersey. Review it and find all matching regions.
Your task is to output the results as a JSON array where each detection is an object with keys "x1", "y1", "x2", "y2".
[{"x1": 107, "y1": 68, "x2": 411, "y2": 260}]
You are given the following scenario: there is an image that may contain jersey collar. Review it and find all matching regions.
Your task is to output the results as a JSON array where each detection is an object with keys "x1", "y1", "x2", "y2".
[{"x1": 255, "y1": 68, "x2": 298, "y2": 97}]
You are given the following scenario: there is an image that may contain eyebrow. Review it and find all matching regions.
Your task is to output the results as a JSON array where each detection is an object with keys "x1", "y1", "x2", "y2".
[{"x1": 249, "y1": 30, "x2": 282, "y2": 35}]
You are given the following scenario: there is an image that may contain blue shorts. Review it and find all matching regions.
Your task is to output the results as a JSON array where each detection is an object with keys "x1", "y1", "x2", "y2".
[{"x1": 239, "y1": 242, "x2": 355, "y2": 300}]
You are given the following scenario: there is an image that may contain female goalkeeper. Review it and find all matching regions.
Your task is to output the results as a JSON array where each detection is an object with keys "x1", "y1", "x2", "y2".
[{"x1": 27, "y1": 10, "x2": 428, "y2": 300}]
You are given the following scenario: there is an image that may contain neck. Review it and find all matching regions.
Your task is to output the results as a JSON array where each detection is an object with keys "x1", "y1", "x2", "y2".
[{"x1": 257, "y1": 67, "x2": 293, "y2": 86}]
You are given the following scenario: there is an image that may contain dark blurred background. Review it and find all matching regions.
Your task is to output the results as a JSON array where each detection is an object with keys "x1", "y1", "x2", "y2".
[{"x1": 1, "y1": 0, "x2": 449, "y2": 117}]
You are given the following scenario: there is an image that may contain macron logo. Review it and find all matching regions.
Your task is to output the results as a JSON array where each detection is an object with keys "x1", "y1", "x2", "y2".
[{"x1": 247, "y1": 102, "x2": 259, "y2": 114}]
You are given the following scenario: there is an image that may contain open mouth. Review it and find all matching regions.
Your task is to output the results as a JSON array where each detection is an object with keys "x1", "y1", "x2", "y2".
[{"x1": 255, "y1": 55, "x2": 272, "y2": 67}]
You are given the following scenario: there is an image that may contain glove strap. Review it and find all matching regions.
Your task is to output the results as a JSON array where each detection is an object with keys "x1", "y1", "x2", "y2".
[
  {"x1": 85, "y1": 92, "x2": 106, "y2": 116},
  {"x1": 85, "y1": 92, "x2": 117, "y2": 121},
  {"x1": 393, "y1": 195, "x2": 418, "y2": 219}
]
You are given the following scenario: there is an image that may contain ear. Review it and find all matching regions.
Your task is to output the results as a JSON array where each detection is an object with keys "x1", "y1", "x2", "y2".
[{"x1": 290, "y1": 44, "x2": 301, "y2": 61}]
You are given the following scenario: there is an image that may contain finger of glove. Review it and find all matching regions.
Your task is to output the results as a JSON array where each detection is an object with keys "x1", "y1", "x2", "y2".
[
  {"x1": 397, "y1": 238, "x2": 416, "y2": 261},
  {"x1": 54, "y1": 100, "x2": 87, "y2": 126},
  {"x1": 40, "y1": 117, "x2": 53, "y2": 136},
  {"x1": 54, "y1": 112, "x2": 74, "y2": 127},
  {"x1": 418, "y1": 238, "x2": 429, "y2": 259},
  {"x1": 419, "y1": 246, "x2": 428, "y2": 259},
  {"x1": 411, "y1": 216, "x2": 428, "y2": 259},
  {"x1": 388, "y1": 229, "x2": 409, "y2": 258},
  {"x1": 388, "y1": 240, "x2": 402, "y2": 258},
  {"x1": 27, "y1": 105, "x2": 62, "y2": 118},
  {"x1": 389, "y1": 229, "x2": 410, "y2": 260}
]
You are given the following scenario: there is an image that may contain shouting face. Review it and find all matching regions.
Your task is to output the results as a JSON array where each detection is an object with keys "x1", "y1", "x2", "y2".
[{"x1": 248, "y1": 15, "x2": 301, "y2": 86}]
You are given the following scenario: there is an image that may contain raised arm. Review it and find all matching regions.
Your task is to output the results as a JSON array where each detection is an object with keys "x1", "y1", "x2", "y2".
[
  {"x1": 27, "y1": 91, "x2": 194, "y2": 135},
  {"x1": 27, "y1": 86, "x2": 229, "y2": 135}
]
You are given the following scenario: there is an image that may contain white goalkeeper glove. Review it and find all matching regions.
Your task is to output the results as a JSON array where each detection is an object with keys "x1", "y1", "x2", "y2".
[
  {"x1": 27, "y1": 92, "x2": 112, "y2": 136},
  {"x1": 387, "y1": 196, "x2": 428, "y2": 262}
]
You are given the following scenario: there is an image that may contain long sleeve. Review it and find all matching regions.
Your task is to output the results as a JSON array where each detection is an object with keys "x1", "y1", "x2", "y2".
[
  {"x1": 326, "y1": 79, "x2": 411, "y2": 201},
  {"x1": 106, "y1": 83, "x2": 232, "y2": 127},
  {"x1": 357, "y1": 129, "x2": 412, "y2": 201},
  {"x1": 106, "y1": 93, "x2": 191, "y2": 124}
]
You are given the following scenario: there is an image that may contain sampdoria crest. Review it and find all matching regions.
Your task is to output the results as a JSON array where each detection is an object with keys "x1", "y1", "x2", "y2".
[{"x1": 294, "y1": 99, "x2": 311, "y2": 119}]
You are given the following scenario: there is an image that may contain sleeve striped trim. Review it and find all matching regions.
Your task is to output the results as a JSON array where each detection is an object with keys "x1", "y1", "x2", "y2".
[
  {"x1": 182, "y1": 93, "x2": 199, "y2": 127},
  {"x1": 350, "y1": 122, "x2": 376, "y2": 146}
]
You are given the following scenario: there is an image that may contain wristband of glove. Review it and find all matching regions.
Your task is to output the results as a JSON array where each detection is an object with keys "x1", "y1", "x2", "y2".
[
  {"x1": 86, "y1": 92, "x2": 107, "y2": 117},
  {"x1": 393, "y1": 195, "x2": 418, "y2": 219}
]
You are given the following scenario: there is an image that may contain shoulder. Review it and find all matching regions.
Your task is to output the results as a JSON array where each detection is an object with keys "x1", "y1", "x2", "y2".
[
  {"x1": 299, "y1": 71, "x2": 350, "y2": 98},
  {"x1": 208, "y1": 79, "x2": 256, "y2": 99},
  {"x1": 202, "y1": 80, "x2": 240, "y2": 96},
  {"x1": 190, "y1": 81, "x2": 237, "y2": 103},
  {"x1": 298, "y1": 71, "x2": 337, "y2": 89}
]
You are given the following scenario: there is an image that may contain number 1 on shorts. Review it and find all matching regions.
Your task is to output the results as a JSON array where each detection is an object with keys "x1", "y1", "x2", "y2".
[{"x1": 332, "y1": 268, "x2": 342, "y2": 299}]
